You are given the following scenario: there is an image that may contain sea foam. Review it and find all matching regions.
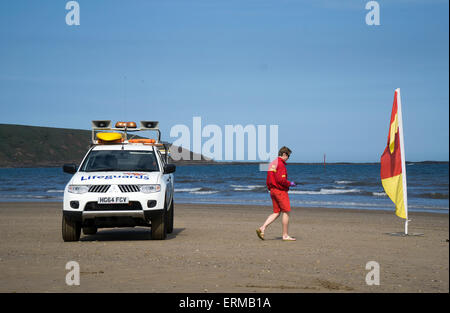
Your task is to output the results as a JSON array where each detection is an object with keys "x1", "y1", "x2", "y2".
[{"x1": 289, "y1": 188, "x2": 361, "y2": 195}]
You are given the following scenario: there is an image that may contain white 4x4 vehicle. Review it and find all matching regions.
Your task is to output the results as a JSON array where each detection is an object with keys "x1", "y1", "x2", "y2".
[{"x1": 62, "y1": 120, "x2": 175, "y2": 241}]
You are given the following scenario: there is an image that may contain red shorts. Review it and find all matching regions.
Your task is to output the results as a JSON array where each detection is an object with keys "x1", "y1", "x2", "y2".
[{"x1": 270, "y1": 189, "x2": 291, "y2": 213}]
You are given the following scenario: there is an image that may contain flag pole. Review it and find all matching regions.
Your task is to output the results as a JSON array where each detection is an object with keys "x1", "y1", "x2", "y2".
[{"x1": 396, "y1": 88, "x2": 409, "y2": 235}]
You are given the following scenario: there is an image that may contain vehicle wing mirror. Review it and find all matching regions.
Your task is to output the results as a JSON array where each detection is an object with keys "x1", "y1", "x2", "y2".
[
  {"x1": 63, "y1": 164, "x2": 78, "y2": 174},
  {"x1": 163, "y1": 164, "x2": 176, "y2": 174}
]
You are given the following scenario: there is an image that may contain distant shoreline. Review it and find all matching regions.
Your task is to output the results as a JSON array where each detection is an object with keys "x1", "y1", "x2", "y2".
[
  {"x1": 1, "y1": 123, "x2": 448, "y2": 168},
  {"x1": 176, "y1": 160, "x2": 449, "y2": 166}
]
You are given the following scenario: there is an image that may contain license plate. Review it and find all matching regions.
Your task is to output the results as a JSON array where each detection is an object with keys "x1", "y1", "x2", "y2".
[{"x1": 98, "y1": 196, "x2": 129, "y2": 204}]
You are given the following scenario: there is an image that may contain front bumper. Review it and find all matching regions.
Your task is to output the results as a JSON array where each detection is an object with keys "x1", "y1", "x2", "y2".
[
  {"x1": 63, "y1": 208, "x2": 164, "y2": 223},
  {"x1": 63, "y1": 189, "x2": 165, "y2": 222}
]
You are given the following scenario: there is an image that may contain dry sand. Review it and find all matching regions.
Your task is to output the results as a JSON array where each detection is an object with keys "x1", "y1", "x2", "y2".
[{"x1": 0, "y1": 202, "x2": 448, "y2": 293}]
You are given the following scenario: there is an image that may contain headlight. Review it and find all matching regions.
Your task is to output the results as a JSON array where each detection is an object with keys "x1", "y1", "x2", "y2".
[
  {"x1": 139, "y1": 184, "x2": 161, "y2": 193},
  {"x1": 68, "y1": 185, "x2": 90, "y2": 194}
]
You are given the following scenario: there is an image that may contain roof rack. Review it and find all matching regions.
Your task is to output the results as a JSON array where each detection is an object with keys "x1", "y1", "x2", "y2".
[
  {"x1": 91, "y1": 120, "x2": 170, "y2": 162},
  {"x1": 91, "y1": 120, "x2": 161, "y2": 144}
]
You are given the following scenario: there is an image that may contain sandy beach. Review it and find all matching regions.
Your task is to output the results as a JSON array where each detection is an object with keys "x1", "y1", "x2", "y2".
[{"x1": 0, "y1": 202, "x2": 448, "y2": 293}]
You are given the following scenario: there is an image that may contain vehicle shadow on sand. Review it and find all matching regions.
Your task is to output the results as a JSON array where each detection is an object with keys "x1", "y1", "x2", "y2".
[{"x1": 80, "y1": 227, "x2": 185, "y2": 242}]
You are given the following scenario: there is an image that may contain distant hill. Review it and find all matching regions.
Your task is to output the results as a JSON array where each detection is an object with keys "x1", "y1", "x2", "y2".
[{"x1": 0, "y1": 124, "x2": 212, "y2": 168}]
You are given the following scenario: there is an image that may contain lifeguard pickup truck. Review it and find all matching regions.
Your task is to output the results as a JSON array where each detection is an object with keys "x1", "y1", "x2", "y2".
[{"x1": 62, "y1": 120, "x2": 175, "y2": 241}]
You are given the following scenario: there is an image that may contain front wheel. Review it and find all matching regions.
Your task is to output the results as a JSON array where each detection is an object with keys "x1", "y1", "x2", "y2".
[
  {"x1": 62, "y1": 215, "x2": 81, "y2": 242},
  {"x1": 151, "y1": 209, "x2": 167, "y2": 240}
]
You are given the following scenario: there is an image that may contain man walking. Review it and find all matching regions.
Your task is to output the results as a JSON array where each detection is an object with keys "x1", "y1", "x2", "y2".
[{"x1": 256, "y1": 146, "x2": 296, "y2": 241}]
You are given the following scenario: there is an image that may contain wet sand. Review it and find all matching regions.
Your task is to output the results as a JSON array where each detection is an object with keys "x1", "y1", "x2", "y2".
[{"x1": 0, "y1": 202, "x2": 448, "y2": 293}]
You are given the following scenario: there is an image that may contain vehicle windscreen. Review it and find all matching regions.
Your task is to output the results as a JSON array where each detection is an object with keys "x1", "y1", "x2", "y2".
[{"x1": 80, "y1": 150, "x2": 159, "y2": 172}]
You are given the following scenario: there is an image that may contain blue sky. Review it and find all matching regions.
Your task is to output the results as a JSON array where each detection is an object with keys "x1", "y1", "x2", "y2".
[{"x1": 0, "y1": 0, "x2": 448, "y2": 162}]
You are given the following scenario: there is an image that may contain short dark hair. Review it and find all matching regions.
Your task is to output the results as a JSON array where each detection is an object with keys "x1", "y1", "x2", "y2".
[{"x1": 278, "y1": 146, "x2": 292, "y2": 157}]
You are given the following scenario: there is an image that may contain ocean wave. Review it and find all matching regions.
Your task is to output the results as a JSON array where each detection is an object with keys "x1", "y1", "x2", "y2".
[
  {"x1": 190, "y1": 190, "x2": 219, "y2": 195},
  {"x1": 175, "y1": 187, "x2": 202, "y2": 192},
  {"x1": 335, "y1": 180, "x2": 379, "y2": 187},
  {"x1": 0, "y1": 187, "x2": 19, "y2": 192},
  {"x1": 290, "y1": 200, "x2": 448, "y2": 212},
  {"x1": 372, "y1": 192, "x2": 387, "y2": 197},
  {"x1": 175, "y1": 179, "x2": 200, "y2": 183},
  {"x1": 289, "y1": 188, "x2": 361, "y2": 195},
  {"x1": 290, "y1": 199, "x2": 383, "y2": 208},
  {"x1": 46, "y1": 189, "x2": 64, "y2": 193},
  {"x1": 335, "y1": 181, "x2": 353, "y2": 184},
  {"x1": 0, "y1": 194, "x2": 62, "y2": 200},
  {"x1": 418, "y1": 192, "x2": 448, "y2": 199},
  {"x1": 175, "y1": 187, "x2": 218, "y2": 195},
  {"x1": 230, "y1": 184, "x2": 266, "y2": 191}
]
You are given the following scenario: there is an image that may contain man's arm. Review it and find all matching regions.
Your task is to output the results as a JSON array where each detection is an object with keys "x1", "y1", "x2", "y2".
[{"x1": 275, "y1": 166, "x2": 291, "y2": 188}]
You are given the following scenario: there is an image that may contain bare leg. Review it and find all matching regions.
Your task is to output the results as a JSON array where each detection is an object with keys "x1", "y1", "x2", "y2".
[
  {"x1": 282, "y1": 212, "x2": 295, "y2": 240},
  {"x1": 260, "y1": 213, "x2": 280, "y2": 233}
]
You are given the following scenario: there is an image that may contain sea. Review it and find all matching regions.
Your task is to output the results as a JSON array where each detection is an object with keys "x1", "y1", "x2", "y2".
[{"x1": 0, "y1": 163, "x2": 448, "y2": 214}]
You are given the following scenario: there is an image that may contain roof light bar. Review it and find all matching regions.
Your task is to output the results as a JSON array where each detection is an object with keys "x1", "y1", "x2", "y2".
[
  {"x1": 115, "y1": 121, "x2": 137, "y2": 128},
  {"x1": 90, "y1": 120, "x2": 161, "y2": 144}
]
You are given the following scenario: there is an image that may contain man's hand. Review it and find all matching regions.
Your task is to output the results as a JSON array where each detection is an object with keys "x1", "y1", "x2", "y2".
[{"x1": 290, "y1": 181, "x2": 296, "y2": 187}]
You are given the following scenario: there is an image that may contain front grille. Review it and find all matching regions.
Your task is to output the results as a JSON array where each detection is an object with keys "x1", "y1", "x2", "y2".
[
  {"x1": 118, "y1": 185, "x2": 140, "y2": 193},
  {"x1": 84, "y1": 201, "x2": 143, "y2": 211},
  {"x1": 88, "y1": 185, "x2": 110, "y2": 193}
]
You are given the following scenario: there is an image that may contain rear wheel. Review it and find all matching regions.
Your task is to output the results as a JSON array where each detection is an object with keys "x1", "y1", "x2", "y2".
[
  {"x1": 62, "y1": 215, "x2": 81, "y2": 242},
  {"x1": 151, "y1": 209, "x2": 167, "y2": 240},
  {"x1": 167, "y1": 200, "x2": 174, "y2": 234},
  {"x1": 83, "y1": 227, "x2": 97, "y2": 235}
]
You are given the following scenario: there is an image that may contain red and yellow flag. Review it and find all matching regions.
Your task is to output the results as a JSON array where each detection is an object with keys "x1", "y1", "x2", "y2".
[{"x1": 380, "y1": 90, "x2": 407, "y2": 219}]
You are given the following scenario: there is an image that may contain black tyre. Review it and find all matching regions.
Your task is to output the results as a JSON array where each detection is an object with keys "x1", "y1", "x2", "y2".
[
  {"x1": 167, "y1": 200, "x2": 174, "y2": 234},
  {"x1": 62, "y1": 215, "x2": 81, "y2": 242},
  {"x1": 83, "y1": 227, "x2": 97, "y2": 235},
  {"x1": 151, "y1": 209, "x2": 167, "y2": 240}
]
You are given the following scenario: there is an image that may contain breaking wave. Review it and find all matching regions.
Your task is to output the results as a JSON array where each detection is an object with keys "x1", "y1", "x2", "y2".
[
  {"x1": 190, "y1": 190, "x2": 219, "y2": 195},
  {"x1": 175, "y1": 187, "x2": 202, "y2": 193},
  {"x1": 289, "y1": 188, "x2": 361, "y2": 195},
  {"x1": 230, "y1": 184, "x2": 266, "y2": 191},
  {"x1": 175, "y1": 187, "x2": 218, "y2": 195},
  {"x1": 335, "y1": 181, "x2": 353, "y2": 184}
]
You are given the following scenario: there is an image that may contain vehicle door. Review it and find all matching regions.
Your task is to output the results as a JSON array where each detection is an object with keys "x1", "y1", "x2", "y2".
[{"x1": 158, "y1": 148, "x2": 173, "y2": 207}]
